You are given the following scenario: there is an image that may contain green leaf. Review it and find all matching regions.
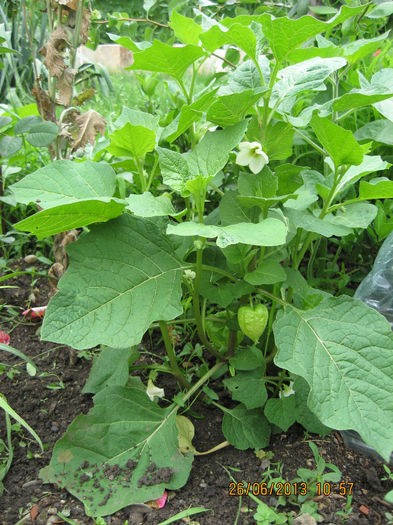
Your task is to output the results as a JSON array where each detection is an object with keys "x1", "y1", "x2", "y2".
[
  {"x1": 186, "y1": 121, "x2": 248, "y2": 179},
  {"x1": 366, "y1": 2, "x2": 393, "y2": 18},
  {"x1": 327, "y1": 202, "x2": 377, "y2": 230},
  {"x1": 157, "y1": 147, "x2": 193, "y2": 196},
  {"x1": 355, "y1": 119, "x2": 393, "y2": 146},
  {"x1": 200, "y1": 23, "x2": 258, "y2": 60},
  {"x1": 264, "y1": 396, "x2": 296, "y2": 432},
  {"x1": 293, "y1": 377, "x2": 331, "y2": 436},
  {"x1": 158, "y1": 122, "x2": 247, "y2": 196},
  {"x1": 245, "y1": 259, "x2": 286, "y2": 285},
  {"x1": 0, "y1": 136, "x2": 22, "y2": 156},
  {"x1": 82, "y1": 346, "x2": 139, "y2": 394},
  {"x1": 107, "y1": 33, "x2": 151, "y2": 53},
  {"x1": 0, "y1": 395, "x2": 43, "y2": 451},
  {"x1": 224, "y1": 368, "x2": 267, "y2": 409},
  {"x1": 41, "y1": 215, "x2": 184, "y2": 350},
  {"x1": 14, "y1": 115, "x2": 42, "y2": 134},
  {"x1": 128, "y1": 40, "x2": 205, "y2": 82},
  {"x1": 108, "y1": 123, "x2": 156, "y2": 159},
  {"x1": 9, "y1": 160, "x2": 117, "y2": 208},
  {"x1": 367, "y1": 69, "x2": 393, "y2": 122},
  {"x1": 273, "y1": 296, "x2": 393, "y2": 462},
  {"x1": 263, "y1": 121, "x2": 294, "y2": 161},
  {"x1": 25, "y1": 121, "x2": 58, "y2": 147},
  {"x1": 165, "y1": 88, "x2": 218, "y2": 142},
  {"x1": 227, "y1": 57, "x2": 270, "y2": 92},
  {"x1": 342, "y1": 32, "x2": 388, "y2": 64},
  {"x1": 272, "y1": 57, "x2": 346, "y2": 110},
  {"x1": 0, "y1": 116, "x2": 12, "y2": 128},
  {"x1": 167, "y1": 218, "x2": 287, "y2": 248},
  {"x1": 170, "y1": 10, "x2": 202, "y2": 45},
  {"x1": 207, "y1": 89, "x2": 263, "y2": 127},
  {"x1": 285, "y1": 209, "x2": 352, "y2": 237},
  {"x1": 334, "y1": 155, "x2": 389, "y2": 195},
  {"x1": 359, "y1": 179, "x2": 393, "y2": 200},
  {"x1": 39, "y1": 387, "x2": 192, "y2": 516},
  {"x1": 229, "y1": 346, "x2": 264, "y2": 371},
  {"x1": 115, "y1": 107, "x2": 160, "y2": 135},
  {"x1": 310, "y1": 114, "x2": 363, "y2": 168},
  {"x1": 333, "y1": 86, "x2": 393, "y2": 112},
  {"x1": 222, "y1": 404, "x2": 270, "y2": 450},
  {"x1": 14, "y1": 199, "x2": 125, "y2": 239},
  {"x1": 126, "y1": 192, "x2": 176, "y2": 217},
  {"x1": 200, "y1": 279, "x2": 253, "y2": 309},
  {"x1": 219, "y1": 190, "x2": 254, "y2": 226}
]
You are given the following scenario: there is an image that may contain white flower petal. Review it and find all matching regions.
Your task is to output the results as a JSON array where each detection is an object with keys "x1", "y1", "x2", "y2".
[
  {"x1": 249, "y1": 155, "x2": 265, "y2": 174},
  {"x1": 238, "y1": 142, "x2": 251, "y2": 151},
  {"x1": 236, "y1": 150, "x2": 252, "y2": 166},
  {"x1": 146, "y1": 379, "x2": 165, "y2": 402}
]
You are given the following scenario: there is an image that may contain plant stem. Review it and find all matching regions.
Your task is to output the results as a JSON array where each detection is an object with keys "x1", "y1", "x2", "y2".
[
  {"x1": 295, "y1": 128, "x2": 328, "y2": 157},
  {"x1": 182, "y1": 362, "x2": 224, "y2": 404},
  {"x1": 158, "y1": 320, "x2": 190, "y2": 389}
]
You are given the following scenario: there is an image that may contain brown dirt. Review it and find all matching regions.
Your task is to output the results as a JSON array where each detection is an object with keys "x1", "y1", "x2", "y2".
[{"x1": 1, "y1": 261, "x2": 393, "y2": 525}]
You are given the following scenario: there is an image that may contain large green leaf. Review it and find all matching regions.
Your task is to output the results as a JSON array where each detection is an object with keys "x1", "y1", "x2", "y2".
[
  {"x1": 39, "y1": 386, "x2": 192, "y2": 516},
  {"x1": 310, "y1": 115, "x2": 363, "y2": 168},
  {"x1": 222, "y1": 404, "x2": 271, "y2": 450},
  {"x1": 366, "y1": 2, "x2": 393, "y2": 18},
  {"x1": 359, "y1": 179, "x2": 393, "y2": 200},
  {"x1": 245, "y1": 259, "x2": 286, "y2": 285},
  {"x1": 41, "y1": 215, "x2": 184, "y2": 349},
  {"x1": 285, "y1": 209, "x2": 352, "y2": 237},
  {"x1": 227, "y1": 57, "x2": 269, "y2": 92},
  {"x1": 342, "y1": 32, "x2": 389, "y2": 64},
  {"x1": 167, "y1": 218, "x2": 287, "y2": 248},
  {"x1": 334, "y1": 155, "x2": 389, "y2": 196},
  {"x1": 108, "y1": 123, "x2": 156, "y2": 159},
  {"x1": 9, "y1": 160, "x2": 117, "y2": 208},
  {"x1": 14, "y1": 116, "x2": 59, "y2": 146},
  {"x1": 128, "y1": 40, "x2": 205, "y2": 82},
  {"x1": 273, "y1": 296, "x2": 393, "y2": 461},
  {"x1": 264, "y1": 396, "x2": 296, "y2": 432},
  {"x1": 14, "y1": 199, "x2": 125, "y2": 239},
  {"x1": 114, "y1": 107, "x2": 160, "y2": 136},
  {"x1": 366, "y1": 69, "x2": 393, "y2": 122}
]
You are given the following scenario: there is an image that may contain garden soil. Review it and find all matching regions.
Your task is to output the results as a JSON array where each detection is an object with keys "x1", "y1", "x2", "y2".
[{"x1": 1, "y1": 262, "x2": 393, "y2": 525}]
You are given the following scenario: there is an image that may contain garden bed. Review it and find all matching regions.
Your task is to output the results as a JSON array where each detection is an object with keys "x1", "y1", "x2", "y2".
[{"x1": 1, "y1": 266, "x2": 392, "y2": 525}]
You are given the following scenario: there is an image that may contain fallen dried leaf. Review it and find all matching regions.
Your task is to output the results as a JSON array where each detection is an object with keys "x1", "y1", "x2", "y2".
[{"x1": 30, "y1": 503, "x2": 39, "y2": 521}]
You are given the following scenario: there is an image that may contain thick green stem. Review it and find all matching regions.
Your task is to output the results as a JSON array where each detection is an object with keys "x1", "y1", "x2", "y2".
[
  {"x1": 158, "y1": 320, "x2": 190, "y2": 389},
  {"x1": 182, "y1": 362, "x2": 225, "y2": 404}
]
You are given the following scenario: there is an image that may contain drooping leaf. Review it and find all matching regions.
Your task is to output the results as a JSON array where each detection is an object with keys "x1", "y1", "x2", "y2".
[
  {"x1": 310, "y1": 114, "x2": 363, "y2": 168},
  {"x1": 82, "y1": 346, "x2": 140, "y2": 394},
  {"x1": 14, "y1": 199, "x2": 125, "y2": 239},
  {"x1": 9, "y1": 160, "x2": 117, "y2": 208},
  {"x1": 167, "y1": 218, "x2": 287, "y2": 248},
  {"x1": 222, "y1": 404, "x2": 270, "y2": 450},
  {"x1": 332, "y1": 86, "x2": 393, "y2": 112},
  {"x1": 39, "y1": 386, "x2": 192, "y2": 516},
  {"x1": 41, "y1": 215, "x2": 184, "y2": 349},
  {"x1": 128, "y1": 40, "x2": 205, "y2": 82},
  {"x1": 126, "y1": 192, "x2": 176, "y2": 217},
  {"x1": 273, "y1": 296, "x2": 393, "y2": 461}
]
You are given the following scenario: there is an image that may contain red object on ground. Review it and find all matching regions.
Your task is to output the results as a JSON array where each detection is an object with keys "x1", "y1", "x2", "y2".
[
  {"x1": 22, "y1": 305, "x2": 47, "y2": 318},
  {"x1": 0, "y1": 331, "x2": 10, "y2": 345}
]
